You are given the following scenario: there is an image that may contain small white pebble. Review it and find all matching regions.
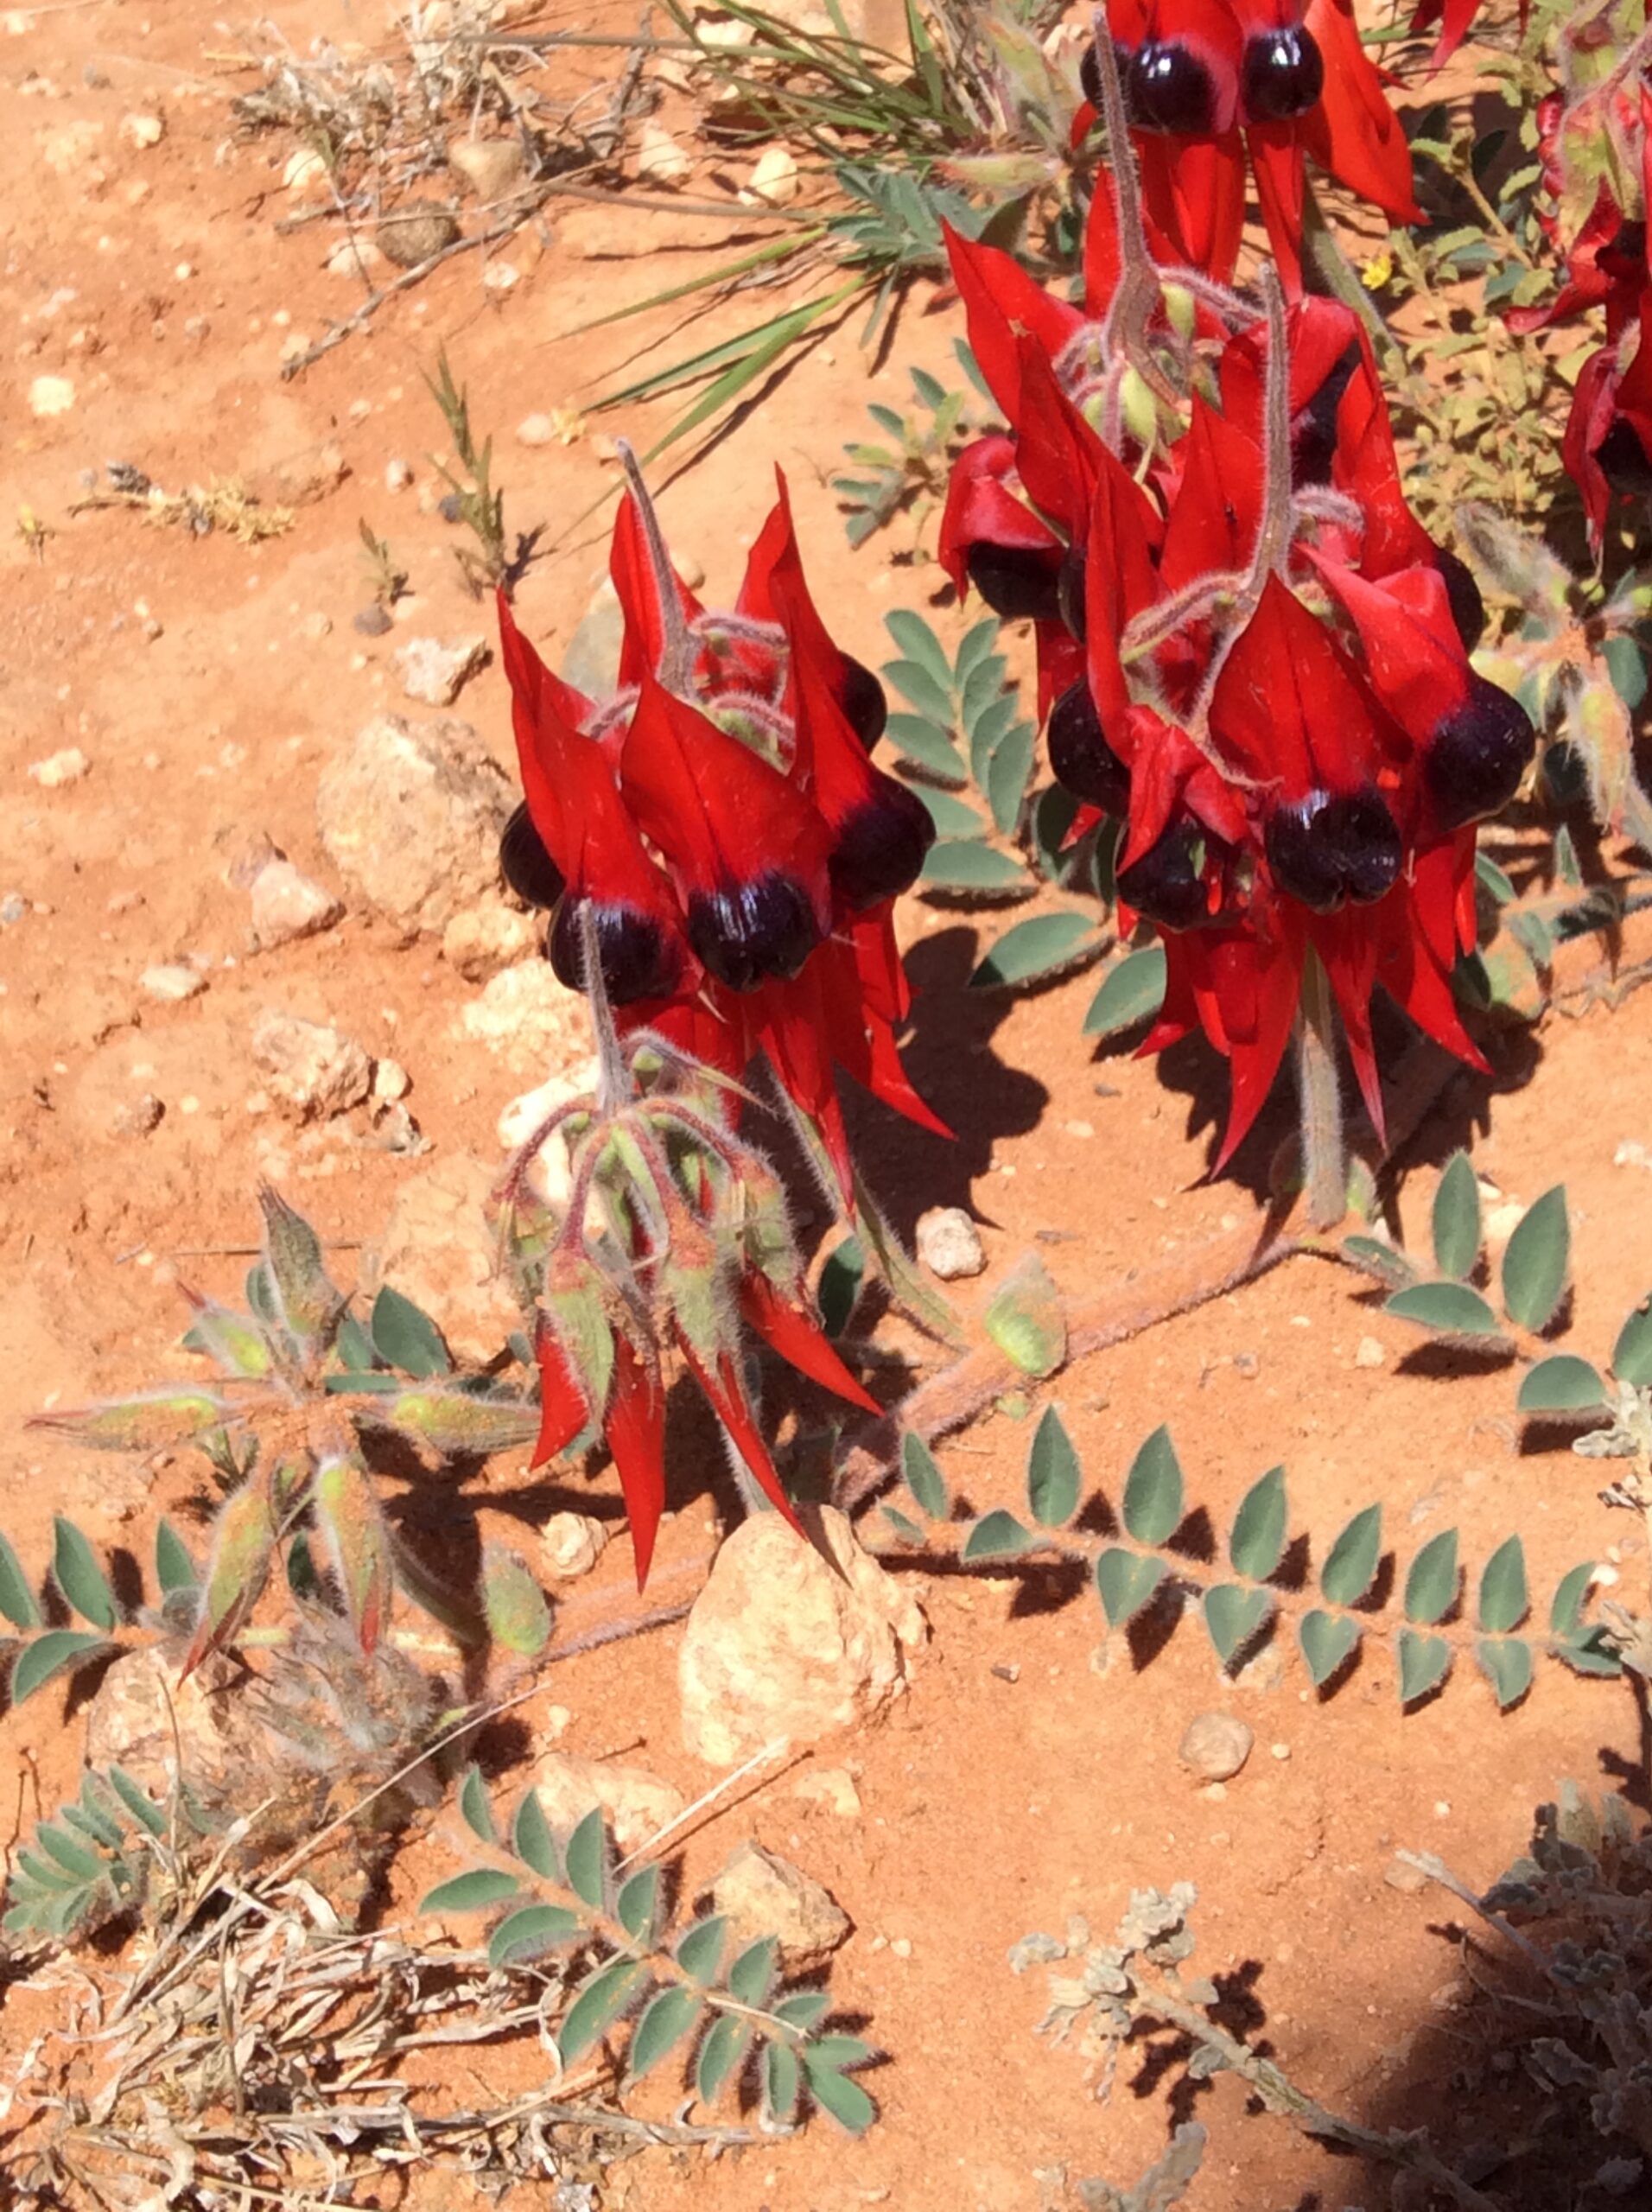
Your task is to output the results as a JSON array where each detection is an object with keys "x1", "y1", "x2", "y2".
[
  {"x1": 1063, "y1": 1118, "x2": 1094, "y2": 1140},
  {"x1": 1270, "y1": 1741, "x2": 1291, "y2": 1761},
  {"x1": 29, "y1": 746, "x2": 90, "y2": 786},
  {"x1": 140, "y1": 963, "x2": 206, "y2": 1003},
  {"x1": 384, "y1": 458, "x2": 413, "y2": 492},
  {"x1": 889, "y1": 1936, "x2": 912, "y2": 1959},
  {"x1": 1433, "y1": 1801, "x2": 1451, "y2": 1819},
  {"x1": 1354, "y1": 1335, "x2": 1386, "y2": 1369}
]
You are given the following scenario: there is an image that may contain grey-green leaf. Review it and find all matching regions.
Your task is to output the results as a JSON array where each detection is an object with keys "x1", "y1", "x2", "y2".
[
  {"x1": 1396, "y1": 1628, "x2": 1452, "y2": 1704},
  {"x1": 969, "y1": 912, "x2": 1102, "y2": 991},
  {"x1": 1612, "y1": 1296, "x2": 1652, "y2": 1386},
  {"x1": 1430, "y1": 1151, "x2": 1482, "y2": 1281},
  {"x1": 902, "y1": 1433, "x2": 949, "y2": 1520},
  {"x1": 1385, "y1": 1281, "x2": 1503, "y2": 1341},
  {"x1": 1516, "y1": 1355, "x2": 1607, "y2": 1414},
  {"x1": 1299, "y1": 1610, "x2": 1360, "y2": 1688},
  {"x1": 881, "y1": 654, "x2": 954, "y2": 725},
  {"x1": 511, "y1": 1790, "x2": 560, "y2": 1881},
  {"x1": 883, "y1": 609, "x2": 954, "y2": 690},
  {"x1": 11, "y1": 1630, "x2": 111, "y2": 1706},
  {"x1": 885, "y1": 713, "x2": 965, "y2": 781},
  {"x1": 962, "y1": 1510, "x2": 1035, "y2": 1562},
  {"x1": 1094, "y1": 1548, "x2": 1166, "y2": 1628},
  {"x1": 762, "y1": 2037, "x2": 802, "y2": 2125},
  {"x1": 982, "y1": 1253, "x2": 1065, "y2": 1378},
  {"x1": 1121, "y1": 1426, "x2": 1184, "y2": 1546},
  {"x1": 1403, "y1": 1529, "x2": 1459, "y2": 1626},
  {"x1": 488, "y1": 1903, "x2": 581, "y2": 1967},
  {"x1": 676, "y1": 1914, "x2": 727, "y2": 1985},
  {"x1": 0, "y1": 1529, "x2": 41, "y2": 1630},
  {"x1": 52, "y1": 1517, "x2": 117, "y2": 1631},
  {"x1": 920, "y1": 839, "x2": 1032, "y2": 896},
  {"x1": 1026, "y1": 1406, "x2": 1081, "y2": 1529},
  {"x1": 804, "y1": 2055, "x2": 877, "y2": 2133},
  {"x1": 459, "y1": 1764, "x2": 495, "y2": 1845},
  {"x1": 629, "y1": 1984, "x2": 702, "y2": 2082},
  {"x1": 1228, "y1": 1465, "x2": 1287, "y2": 1579},
  {"x1": 558, "y1": 1958, "x2": 647, "y2": 2066},
  {"x1": 1082, "y1": 944, "x2": 1167, "y2": 1038},
  {"x1": 696, "y1": 2012, "x2": 754, "y2": 2104},
  {"x1": 419, "y1": 1867, "x2": 521, "y2": 1914},
  {"x1": 564, "y1": 1806, "x2": 607, "y2": 1911},
  {"x1": 728, "y1": 1935, "x2": 778, "y2": 2007},
  {"x1": 617, "y1": 1865, "x2": 661, "y2": 1945},
  {"x1": 154, "y1": 1519, "x2": 196, "y2": 1597},
  {"x1": 1477, "y1": 1535, "x2": 1528, "y2": 1633},
  {"x1": 1203, "y1": 1585, "x2": 1272, "y2": 1666},
  {"x1": 369, "y1": 1283, "x2": 451, "y2": 1379},
  {"x1": 1320, "y1": 1504, "x2": 1382, "y2": 1606},
  {"x1": 107, "y1": 1765, "x2": 166, "y2": 1837},
  {"x1": 1476, "y1": 1637, "x2": 1534, "y2": 1708},
  {"x1": 1500, "y1": 1185, "x2": 1569, "y2": 1332}
]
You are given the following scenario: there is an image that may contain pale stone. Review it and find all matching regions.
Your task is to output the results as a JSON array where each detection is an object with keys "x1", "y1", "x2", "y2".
[
  {"x1": 532, "y1": 1753, "x2": 684, "y2": 1856},
  {"x1": 361, "y1": 1154, "x2": 520, "y2": 1363},
  {"x1": 326, "y1": 236, "x2": 384, "y2": 279},
  {"x1": 27, "y1": 374, "x2": 74, "y2": 418},
  {"x1": 141, "y1": 963, "x2": 206, "y2": 1003},
  {"x1": 791, "y1": 1764, "x2": 861, "y2": 1816},
  {"x1": 372, "y1": 1058, "x2": 410, "y2": 1102},
  {"x1": 636, "y1": 121, "x2": 690, "y2": 187},
  {"x1": 679, "y1": 1506, "x2": 928, "y2": 1766},
  {"x1": 441, "y1": 897, "x2": 541, "y2": 981},
  {"x1": 251, "y1": 1010, "x2": 372, "y2": 1120},
  {"x1": 448, "y1": 135, "x2": 525, "y2": 201},
  {"x1": 247, "y1": 857, "x2": 343, "y2": 950},
  {"x1": 1179, "y1": 1712, "x2": 1253, "y2": 1783},
  {"x1": 744, "y1": 145, "x2": 798, "y2": 205},
  {"x1": 316, "y1": 714, "x2": 514, "y2": 934},
  {"x1": 915, "y1": 1205, "x2": 984, "y2": 1281},
  {"x1": 1354, "y1": 1335, "x2": 1386, "y2": 1370},
  {"x1": 710, "y1": 1841, "x2": 850, "y2": 1969},
  {"x1": 455, "y1": 960, "x2": 584, "y2": 1076},
  {"x1": 284, "y1": 146, "x2": 328, "y2": 192},
  {"x1": 119, "y1": 112, "x2": 164, "y2": 149},
  {"x1": 497, "y1": 1058, "x2": 601, "y2": 1207},
  {"x1": 393, "y1": 634, "x2": 488, "y2": 707},
  {"x1": 516, "y1": 411, "x2": 556, "y2": 447},
  {"x1": 85, "y1": 1647, "x2": 236, "y2": 1800},
  {"x1": 540, "y1": 1511, "x2": 607, "y2": 1580},
  {"x1": 29, "y1": 744, "x2": 89, "y2": 785}
]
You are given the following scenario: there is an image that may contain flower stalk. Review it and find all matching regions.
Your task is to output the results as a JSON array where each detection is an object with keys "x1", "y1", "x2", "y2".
[{"x1": 1295, "y1": 947, "x2": 1346, "y2": 1231}]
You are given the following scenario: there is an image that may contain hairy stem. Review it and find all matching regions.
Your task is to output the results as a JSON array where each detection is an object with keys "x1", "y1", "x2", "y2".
[{"x1": 1295, "y1": 948, "x2": 1346, "y2": 1233}]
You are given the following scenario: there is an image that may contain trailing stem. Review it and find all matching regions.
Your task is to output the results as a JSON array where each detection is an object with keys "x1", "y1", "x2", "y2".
[{"x1": 1295, "y1": 947, "x2": 1346, "y2": 1232}]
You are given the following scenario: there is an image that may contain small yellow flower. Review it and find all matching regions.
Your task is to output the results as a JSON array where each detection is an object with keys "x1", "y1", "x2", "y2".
[{"x1": 1361, "y1": 248, "x2": 1395, "y2": 292}]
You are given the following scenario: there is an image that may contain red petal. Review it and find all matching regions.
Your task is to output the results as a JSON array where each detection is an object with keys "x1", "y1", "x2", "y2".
[
  {"x1": 1299, "y1": 0, "x2": 1420, "y2": 224},
  {"x1": 739, "y1": 1270, "x2": 880, "y2": 1413},
  {"x1": 1135, "y1": 130, "x2": 1247, "y2": 283},
  {"x1": 1245, "y1": 124, "x2": 1307, "y2": 299},
  {"x1": 1158, "y1": 394, "x2": 1263, "y2": 594},
  {"x1": 939, "y1": 436, "x2": 1063, "y2": 598},
  {"x1": 942, "y1": 222, "x2": 1085, "y2": 427},
  {"x1": 1307, "y1": 553, "x2": 1469, "y2": 747},
  {"x1": 532, "y1": 1318, "x2": 591, "y2": 1466},
  {"x1": 1210, "y1": 573, "x2": 1385, "y2": 797},
  {"x1": 606, "y1": 1334, "x2": 667, "y2": 1591},
  {"x1": 610, "y1": 489, "x2": 706, "y2": 689},
  {"x1": 678, "y1": 1339, "x2": 804, "y2": 1535},
  {"x1": 1084, "y1": 442, "x2": 1164, "y2": 729}
]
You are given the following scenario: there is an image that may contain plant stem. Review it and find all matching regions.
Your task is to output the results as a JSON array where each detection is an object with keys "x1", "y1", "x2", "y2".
[{"x1": 1295, "y1": 947, "x2": 1346, "y2": 1232}]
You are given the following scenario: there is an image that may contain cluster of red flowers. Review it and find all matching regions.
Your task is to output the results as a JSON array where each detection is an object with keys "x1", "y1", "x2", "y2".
[
  {"x1": 496, "y1": 460, "x2": 947, "y2": 1211},
  {"x1": 1070, "y1": 0, "x2": 1418, "y2": 294},
  {"x1": 941, "y1": 129, "x2": 1535, "y2": 1160},
  {"x1": 1512, "y1": 67, "x2": 1652, "y2": 548}
]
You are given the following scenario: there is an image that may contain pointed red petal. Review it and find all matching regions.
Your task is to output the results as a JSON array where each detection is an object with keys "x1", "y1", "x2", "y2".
[
  {"x1": 1135, "y1": 131, "x2": 1246, "y2": 283},
  {"x1": 942, "y1": 222, "x2": 1085, "y2": 426},
  {"x1": 532, "y1": 1318, "x2": 591, "y2": 1466},
  {"x1": 606, "y1": 1334, "x2": 667, "y2": 1591},
  {"x1": 610, "y1": 490, "x2": 705, "y2": 689},
  {"x1": 1210, "y1": 573, "x2": 1385, "y2": 797},
  {"x1": 938, "y1": 436, "x2": 1063, "y2": 598},
  {"x1": 678, "y1": 1338, "x2": 804, "y2": 1535},
  {"x1": 1244, "y1": 124, "x2": 1307, "y2": 300},
  {"x1": 739, "y1": 1270, "x2": 880, "y2": 1413},
  {"x1": 1298, "y1": 0, "x2": 1420, "y2": 224}
]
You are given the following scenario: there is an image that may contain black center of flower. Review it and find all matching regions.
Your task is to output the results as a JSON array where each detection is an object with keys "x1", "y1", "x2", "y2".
[
  {"x1": 965, "y1": 543, "x2": 1064, "y2": 626},
  {"x1": 1596, "y1": 415, "x2": 1652, "y2": 497},
  {"x1": 1429, "y1": 543, "x2": 1486, "y2": 652},
  {"x1": 1127, "y1": 41, "x2": 1222, "y2": 136},
  {"x1": 549, "y1": 897, "x2": 682, "y2": 1007},
  {"x1": 1265, "y1": 785, "x2": 1402, "y2": 913},
  {"x1": 499, "y1": 801, "x2": 567, "y2": 911},
  {"x1": 1425, "y1": 677, "x2": 1536, "y2": 831},
  {"x1": 838, "y1": 655, "x2": 888, "y2": 752},
  {"x1": 1046, "y1": 680, "x2": 1131, "y2": 816},
  {"x1": 1116, "y1": 817, "x2": 1216, "y2": 931},
  {"x1": 687, "y1": 872, "x2": 823, "y2": 992},
  {"x1": 829, "y1": 776, "x2": 936, "y2": 910},
  {"x1": 1240, "y1": 26, "x2": 1324, "y2": 122}
]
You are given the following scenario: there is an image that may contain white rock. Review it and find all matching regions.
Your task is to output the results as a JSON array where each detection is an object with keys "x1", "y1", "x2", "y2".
[
  {"x1": 457, "y1": 960, "x2": 584, "y2": 1076},
  {"x1": 540, "y1": 1511, "x2": 607, "y2": 1580},
  {"x1": 248, "y1": 857, "x2": 343, "y2": 950},
  {"x1": 441, "y1": 898, "x2": 541, "y2": 982},
  {"x1": 915, "y1": 1205, "x2": 985, "y2": 1281},
  {"x1": 141, "y1": 963, "x2": 206, "y2": 1003},
  {"x1": 532, "y1": 1753, "x2": 683, "y2": 1856},
  {"x1": 119, "y1": 112, "x2": 164, "y2": 149},
  {"x1": 710, "y1": 1842, "x2": 850, "y2": 1969},
  {"x1": 326, "y1": 236, "x2": 384, "y2": 279},
  {"x1": 27, "y1": 374, "x2": 74, "y2": 418},
  {"x1": 85, "y1": 1647, "x2": 236, "y2": 1800},
  {"x1": 791, "y1": 1764, "x2": 861, "y2": 1816},
  {"x1": 384, "y1": 457, "x2": 414, "y2": 493},
  {"x1": 283, "y1": 145, "x2": 328, "y2": 193},
  {"x1": 744, "y1": 145, "x2": 798, "y2": 205},
  {"x1": 448, "y1": 135, "x2": 525, "y2": 201},
  {"x1": 679, "y1": 1506, "x2": 928, "y2": 1766},
  {"x1": 1354, "y1": 1335, "x2": 1386, "y2": 1370},
  {"x1": 636, "y1": 121, "x2": 690, "y2": 187},
  {"x1": 251, "y1": 1010, "x2": 372, "y2": 1120},
  {"x1": 1179, "y1": 1712, "x2": 1254, "y2": 1782},
  {"x1": 482, "y1": 259, "x2": 520, "y2": 293},
  {"x1": 516, "y1": 411, "x2": 556, "y2": 447},
  {"x1": 498, "y1": 1057, "x2": 601, "y2": 1206},
  {"x1": 394, "y1": 634, "x2": 490, "y2": 706},
  {"x1": 316, "y1": 714, "x2": 515, "y2": 935},
  {"x1": 362, "y1": 1154, "x2": 520, "y2": 1363},
  {"x1": 29, "y1": 744, "x2": 89, "y2": 785}
]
